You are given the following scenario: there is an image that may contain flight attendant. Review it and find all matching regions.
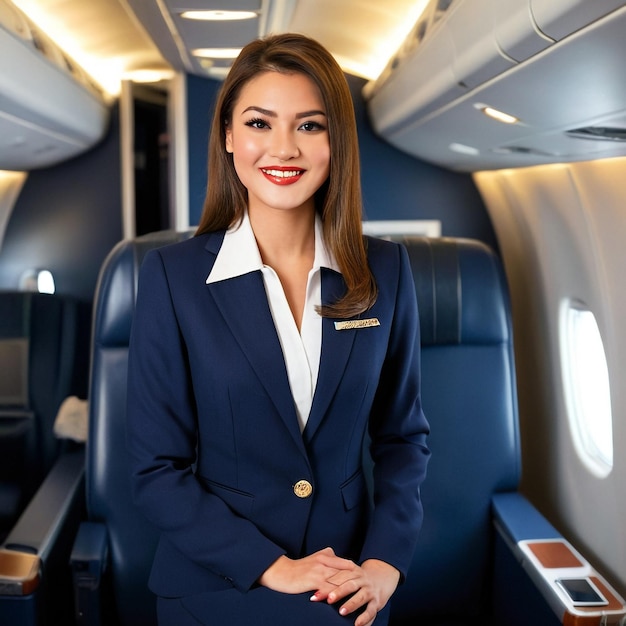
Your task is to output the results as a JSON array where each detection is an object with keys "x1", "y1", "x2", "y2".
[{"x1": 127, "y1": 33, "x2": 430, "y2": 626}]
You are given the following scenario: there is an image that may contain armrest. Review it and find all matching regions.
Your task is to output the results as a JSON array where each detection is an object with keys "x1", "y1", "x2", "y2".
[
  {"x1": 3, "y1": 448, "x2": 85, "y2": 558},
  {"x1": 0, "y1": 549, "x2": 39, "y2": 595},
  {"x1": 0, "y1": 448, "x2": 85, "y2": 626},
  {"x1": 493, "y1": 493, "x2": 626, "y2": 626},
  {"x1": 492, "y1": 491, "x2": 562, "y2": 544},
  {"x1": 70, "y1": 521, "x2": 108, "y2": 626}
]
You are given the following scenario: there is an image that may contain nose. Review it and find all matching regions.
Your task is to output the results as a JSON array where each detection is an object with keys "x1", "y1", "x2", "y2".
[{"x1": 270, "y1": 128, "x2": 300, "y2": 160}]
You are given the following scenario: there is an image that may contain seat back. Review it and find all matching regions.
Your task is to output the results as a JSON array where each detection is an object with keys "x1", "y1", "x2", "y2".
[
  {"x1": 389, "y1": 237, "x2": 520, "y2": 624},
  {"x1": 86, "y1": 231, "x2": 191, "y2": 625},
  {"x1": 0, "y1": 291, "x2": 89, "y2": 531}
]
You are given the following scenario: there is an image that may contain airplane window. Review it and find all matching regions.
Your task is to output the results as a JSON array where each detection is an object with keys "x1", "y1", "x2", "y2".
[{"x1": 560, "y1": 301, "x2": 613, "y2": 478}]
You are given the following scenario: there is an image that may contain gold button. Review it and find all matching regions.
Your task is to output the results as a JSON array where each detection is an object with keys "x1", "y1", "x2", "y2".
[{"x1": 293, "y1": 480, "x2": 313, "y2": 498}]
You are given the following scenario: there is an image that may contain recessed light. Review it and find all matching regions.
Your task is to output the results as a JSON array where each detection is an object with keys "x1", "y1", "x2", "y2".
[
  {"x1": 449, "y1": 142, "x2": 479, "y2": 155},
  {"x1": 180, "y1": 10, "x2": 257, "y2": 21},
  {"x1": 123, "y1": 69, "x2": 174, "y2": 83},
  {"x1": 192, "y1": 48, "x2": 242, "y2": 59},
  {"x1": 478, "y1": 105, "x2": 519, "y2": 125}
]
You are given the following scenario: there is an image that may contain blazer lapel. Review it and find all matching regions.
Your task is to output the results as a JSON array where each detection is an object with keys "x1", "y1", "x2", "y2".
[
  {"x1": 203, "y1": 234, "x2": 305, "y2": 453},
  {"x1": 303, "y1": 268, "x2": 358, "y2": 443}
]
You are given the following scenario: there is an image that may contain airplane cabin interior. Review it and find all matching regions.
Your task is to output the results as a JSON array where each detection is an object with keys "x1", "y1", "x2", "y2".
[{"x1": 0, "y1": 1, "x2": 625, "y2": 625}]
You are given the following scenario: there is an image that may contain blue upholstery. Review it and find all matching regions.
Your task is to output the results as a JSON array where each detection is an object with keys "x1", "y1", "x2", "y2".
[
  {"x1": 0, "y1": 291, "x2": 89, "y2": 533},
  {"x1": 75, "y1": 230, "x2": 192, "y2": 625},
  {"x1": 72, "y1": 233, "x2": 534, "y2": 626},
  {"x1": 388, "y1": 237, "x2": 520, "y2": 625}
]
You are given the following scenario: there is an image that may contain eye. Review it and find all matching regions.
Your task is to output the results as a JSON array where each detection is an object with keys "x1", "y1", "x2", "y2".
[
  {"x1": 299, "y1": 121, "x2": 326, "y2": 132},
  {"x1": 245, "y1": 117, "x2": 270, "y2": 130}
]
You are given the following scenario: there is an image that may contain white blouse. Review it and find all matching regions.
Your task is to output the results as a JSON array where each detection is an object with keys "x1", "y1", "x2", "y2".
[{"x1": 206, "y1": 211, "x2": 340, "y2": 432}]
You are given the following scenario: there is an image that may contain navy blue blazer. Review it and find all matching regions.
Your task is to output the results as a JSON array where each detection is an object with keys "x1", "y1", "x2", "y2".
[{"x1": 126, "y1": 231, "x2": 430, "y2": 601}]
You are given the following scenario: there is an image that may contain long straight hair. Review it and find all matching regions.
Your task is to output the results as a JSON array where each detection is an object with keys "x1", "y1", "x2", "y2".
[{"x1": 196, "y1": 33, "x2": 377, "y2": 318}]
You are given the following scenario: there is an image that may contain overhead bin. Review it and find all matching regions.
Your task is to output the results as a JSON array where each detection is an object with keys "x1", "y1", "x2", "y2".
[
  {"x1": 363, "y1": 18, "x2": 465, "y2": 137},
  {"x1": 530, "y1": 0, "x2": 626, "y2": 41},
  {"x1": 0, "y1": 0, "x2": 109, "y2": 170},
  {"x1": 365, "y1": 0, "x2": 626, "y2": 171},
  {"x1": 366, "y1": 0, "x2": 547, "y2": 137},
  {"x1": 494, "y1": 0, "x2": 553, "y2": 62},
  {"x1": 448, "y1": 0, "x2": 517, "y2": 90}
]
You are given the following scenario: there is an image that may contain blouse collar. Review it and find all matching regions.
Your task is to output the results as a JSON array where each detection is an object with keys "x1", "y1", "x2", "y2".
[{"x1": 206, "y1": 210, "x2": 340, "y2": 284}]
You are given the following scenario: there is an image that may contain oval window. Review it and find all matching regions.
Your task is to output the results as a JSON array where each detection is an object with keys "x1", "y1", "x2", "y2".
[{"x1": 560, "y1": 300, "x2": 613, "y2": 478}]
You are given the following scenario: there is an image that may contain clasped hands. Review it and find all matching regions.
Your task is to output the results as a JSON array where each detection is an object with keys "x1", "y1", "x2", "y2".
[{"x1": 259, "y1": 547, "x2": 400, "y2": 626}]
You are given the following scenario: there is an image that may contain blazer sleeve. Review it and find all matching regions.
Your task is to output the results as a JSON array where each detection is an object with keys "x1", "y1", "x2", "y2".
[
  {"x1": 126, "y1": 249, "x2": 285, "y2": 592},
  {"x1": 359, "y1": 242, "x2": 431, "y2": 578}
]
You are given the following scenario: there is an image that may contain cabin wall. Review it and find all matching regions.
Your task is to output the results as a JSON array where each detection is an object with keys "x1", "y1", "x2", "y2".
[
  {"x1": 475, "y1": 160, "x2": 626, "y2": 596},
  {"x1": 187, "y1": 74, "x2": 220, "y2": 226},
  {"x1": 185, "y1": 73, "x2": 498, "y2": 248},
  {"x1": 0, "y1": 106, "x2": 123, "y2": 302}
]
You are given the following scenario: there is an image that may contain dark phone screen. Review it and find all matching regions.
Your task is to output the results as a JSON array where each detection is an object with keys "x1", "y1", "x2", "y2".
[{"x1": 556, "y1": 578, "x2": 608, "y2": 606}]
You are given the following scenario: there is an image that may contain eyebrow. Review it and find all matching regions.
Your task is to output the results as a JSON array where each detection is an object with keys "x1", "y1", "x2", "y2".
[{"x1": 241, "y1": 106, "x2": 326, "y2": 119}]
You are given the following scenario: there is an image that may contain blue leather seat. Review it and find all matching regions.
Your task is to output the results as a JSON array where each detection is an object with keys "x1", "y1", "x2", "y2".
[
  {"x1": 0, "y1": 291, "x2": 89, "y2": 534},
  {"x1": 68, "y1": 232, "x2": 559, "y2": 625},
  {"x1": 389, "y1": 237, "x2": 527, "y2": 625},
  {"x1": 72, "y1": 230, "x2": 192, "y2": 625}
]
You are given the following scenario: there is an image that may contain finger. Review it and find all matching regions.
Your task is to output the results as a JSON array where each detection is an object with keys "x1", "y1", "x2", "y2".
[
  {"x1": 309, "y1": 580, "x2": 338, "y2": 602},
  {"x1": 354, "y1": 606, "x2": 377, "y2": 626},
  {"x1": 327, "y1": 578, "x2": 361, "y2": 605},
  {"x1": 343, "y1": 595, "x2": 376, "y2": 625}
]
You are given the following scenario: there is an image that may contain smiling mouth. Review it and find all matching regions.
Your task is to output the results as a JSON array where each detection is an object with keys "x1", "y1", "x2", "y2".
[{"x1": 260, "y1": 167, "x2": 305, "y2": 185}]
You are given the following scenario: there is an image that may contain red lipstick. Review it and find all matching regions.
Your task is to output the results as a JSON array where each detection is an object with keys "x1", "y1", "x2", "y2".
[{"x1": 260, "y1": 166, "x2": 304, "y2": 185}]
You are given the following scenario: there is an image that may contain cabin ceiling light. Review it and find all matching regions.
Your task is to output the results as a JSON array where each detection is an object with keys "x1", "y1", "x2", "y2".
[
  {"x1": 180, "y1": 10, "x2": 257, "y2": 21},
  {"x1": 449, "y1": 142, "x2": 479, "y2": 155},
  {"x1": 123, "y1": 69, "x2": 174, "y2": 83},
  {"x1": 335, "y1": 0, "x2": 430, "y2": 80},
  {"x1": 478, "y1": 105, "x2": 519, "y2": 125},
  {"x1": 192, "y1": 48, "x2": 242, "y2": 59}
]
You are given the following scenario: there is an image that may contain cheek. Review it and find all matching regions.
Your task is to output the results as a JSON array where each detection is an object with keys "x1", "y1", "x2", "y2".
[
  {"x1": 231, "y1": 141, "x2": 266, "y2": 190},
  {"x1": 232, "y1": 136, "x2": 264, "y2": 165},
  {"x1": 317, "y1": 144, "x2": 331, "y2": 178}
]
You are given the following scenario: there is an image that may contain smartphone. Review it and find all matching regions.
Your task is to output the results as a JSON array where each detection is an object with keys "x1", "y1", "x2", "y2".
[{"x1": 555, "y1": 577, "x2": 609, "y2": 607}]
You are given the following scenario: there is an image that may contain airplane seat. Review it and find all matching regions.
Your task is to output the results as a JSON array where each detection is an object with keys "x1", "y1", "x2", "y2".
[
  {"x1": 0, "y1": 290, "x2": 89, "y2": 536},
  {"x1": 71, "y1": 229, "x2": 193, "y2": 626},
  {"x1": 62, "y1": 232, "x2": 602, "y2": 626},
  {"x1": 71, "y1": 231, "x2": 529, "y2": 626},
  {"x1": 387, "y1": 237, "x2": 557, "y2": 626}
]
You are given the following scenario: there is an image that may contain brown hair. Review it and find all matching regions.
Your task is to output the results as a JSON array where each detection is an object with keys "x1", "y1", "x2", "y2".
[{"x1": 196, "y1": 33, "x2": 377, "y2": 318}]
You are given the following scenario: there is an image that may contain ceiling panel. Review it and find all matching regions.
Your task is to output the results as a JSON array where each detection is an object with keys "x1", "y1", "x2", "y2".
[
  {"x1": 15, "y1": 0, "x2": 428, "y2": 88},
  {"x1": 290, "y1": 0, "x2": 427, "y2": 77},
  {"x1": 165, "y1": 0, "x2": 262, "y2": 11},
  {"x1": 174, "y1": 15, "x2": 260, "y2": 50}
]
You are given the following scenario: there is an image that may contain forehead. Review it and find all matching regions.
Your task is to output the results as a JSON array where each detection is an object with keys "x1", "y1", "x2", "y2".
[{"x1": 233, "y1": 71, "x2": 325, "y2": 112}]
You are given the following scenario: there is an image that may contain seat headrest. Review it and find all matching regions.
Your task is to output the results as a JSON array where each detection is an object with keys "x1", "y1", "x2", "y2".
[
  {"x1": 94, "y1": 232, "x2": 508, "y2": 349},
  {"x1": 94, "y1": 230, "x2": 194, "y2": 347},
  {"x1": 393, "y1": 237, "x2": 510, "y2": 346}
]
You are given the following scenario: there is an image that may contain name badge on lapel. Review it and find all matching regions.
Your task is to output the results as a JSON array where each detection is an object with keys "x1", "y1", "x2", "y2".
[{"x1": 334, "y1": 318, "x2": 380, "y2": 331}]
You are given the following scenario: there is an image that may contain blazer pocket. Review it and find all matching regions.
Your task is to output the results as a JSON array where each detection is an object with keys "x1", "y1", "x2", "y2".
[
  {"x1": 201, "y1": 478, "x2": 255, "y2": 519},
  {"x1": 340, "y1": 470, "x2": 366, "y2": 512}
]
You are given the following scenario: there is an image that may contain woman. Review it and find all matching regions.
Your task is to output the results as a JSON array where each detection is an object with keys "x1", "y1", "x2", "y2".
[{"x1": 127, "y1": 33, "x2": 430, "y2": 626}]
